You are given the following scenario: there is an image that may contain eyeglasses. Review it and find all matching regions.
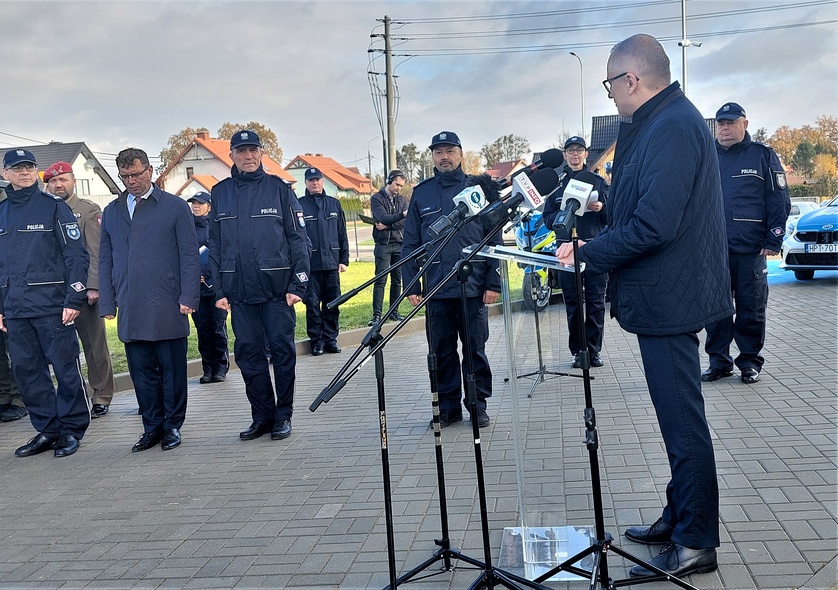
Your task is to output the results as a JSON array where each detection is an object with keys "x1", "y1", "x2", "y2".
[
  {"x1": 118, "y1": 167, "x2": 150, "y2": 182},
  {"x1": 6, "y1": 163, "x2": 36, "y2": 172},
  {"x1": 602, "y1": 72, "x2": 636, "y2": 98},
  {"x1": 565, "y1": 147, "x2": 586, "y2": 154}
]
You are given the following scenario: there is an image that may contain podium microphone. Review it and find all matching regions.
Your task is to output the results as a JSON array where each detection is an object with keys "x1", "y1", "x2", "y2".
[
  {"x1": 493, "y1": 148, "x2": 565, "y2": 191},
  {"x1": 479, "y1": 168, "x2": 561, "y2": 230},
  {"x1": 428, "y1": 184, "x2": 489, "y2": 237},
  {"x1": 552, "y1": 170, "x2": 599, "y2": 242}
]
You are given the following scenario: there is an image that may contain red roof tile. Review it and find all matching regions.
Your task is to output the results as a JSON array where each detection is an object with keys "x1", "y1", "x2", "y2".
[{"x1": 286, "y1": 154, "x2": 371, "y2": 194}]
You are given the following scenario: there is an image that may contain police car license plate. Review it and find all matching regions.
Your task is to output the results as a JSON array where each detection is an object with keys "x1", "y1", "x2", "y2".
[{"x1": 805, "y1": 243, "x2": 838, "y2": 253}]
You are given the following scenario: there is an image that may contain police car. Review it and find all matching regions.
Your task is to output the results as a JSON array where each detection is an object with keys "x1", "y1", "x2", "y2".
[{"x1": 780, "y1": 195, "x2": 838, "y2": 280}]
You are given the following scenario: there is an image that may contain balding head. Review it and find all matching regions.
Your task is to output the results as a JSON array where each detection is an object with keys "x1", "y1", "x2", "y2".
[{"x1": 606, "y1": 34, "x2": 672, "y2": 117}]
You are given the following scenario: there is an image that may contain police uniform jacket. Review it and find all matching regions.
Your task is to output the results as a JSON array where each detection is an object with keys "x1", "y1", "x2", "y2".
[
  {"x1": 99, "y1": 186, "x2": 200, "y2": 343},
  {"x1": 716, "y1": 132, "x2": 791, "y2": 254},
  {"x1": 298, "y1": 190, "x2": 349, "y2": 272},
  {"x1": 370, "y1": 187, "x2": 408, "y2": 245},
  {"x1": 208, "y1": 165, "x2": 310, "y2": 304},
  {"x1": 401, "y1": 167, "x2": 503, "y2": 299},
  {"x1": 0, "y1": 183, "x2": 89, "y2": 318},
  {"x1": 193, "y1": 214, "x2": 214, "y2": 298},
  {"x1": 578, "y1": 82, "x2": 734, "y2": 336},
  {"x1": 542, "y1": 165, "x2": 609, "y2": 242},
  {"x1": 62, "y1": 191, "x2": 102, "y2": 290}
]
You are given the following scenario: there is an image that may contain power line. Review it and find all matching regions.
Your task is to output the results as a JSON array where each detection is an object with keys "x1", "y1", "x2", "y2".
[
  {"x1": 392, "y1": 0, "x2": 834, "y2": 41},
  {"x1": 389, "y1": 19, "x2": 836, "y2": 57}
]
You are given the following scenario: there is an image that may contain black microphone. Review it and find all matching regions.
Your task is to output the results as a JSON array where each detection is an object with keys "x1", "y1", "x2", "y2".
[
  {"x1": 428, "y1": 184, "x2": 490, "y2": 237},
  {"x1": 493, "y1": 148, "x2": 565, "y2": 191},
  {"x1": 479, "y1": 168, "x2": 561, "y2": 230},
  {"x1": 551, "y1": 170, "x2": 599, "y2": 241}
]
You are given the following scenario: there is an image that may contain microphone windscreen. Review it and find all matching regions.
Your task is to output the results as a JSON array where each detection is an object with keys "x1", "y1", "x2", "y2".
[
  {"x1": 539, "y1": 148, "x2": 564, "y2": 169},
  {"x1": 573, "y1": 170, "x2": 598, "y2": 185},
  {"x1": 530, "y1": 168, "x2": 561, "y2": 195},
  {"x1": 468, "y1": 173, "x2": 501, "y2": 202}
]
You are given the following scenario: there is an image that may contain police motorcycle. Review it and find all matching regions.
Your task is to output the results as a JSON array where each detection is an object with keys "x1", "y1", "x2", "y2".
[{"x1": 513, "y1": 209, "x2": 558, "y2": 312}]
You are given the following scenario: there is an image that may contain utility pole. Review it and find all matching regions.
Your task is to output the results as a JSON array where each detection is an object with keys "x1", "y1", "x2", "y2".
[
  {"x1": 384, "y1": 15, "x2": 397, "y2": 173},
  {"x1": 678, "y1": 0, "x2": 702, "y2": 95}
]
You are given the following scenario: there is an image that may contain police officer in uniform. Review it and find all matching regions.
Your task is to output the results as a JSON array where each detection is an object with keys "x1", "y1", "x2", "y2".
[
  {"x1": 703, "y1": 103, "x2": 791, "y2": 385},
  {"x1": 401, "y1": 131, "x2": 502, "y2": 428},
  {"x1": 44, "y1": 161, "x2": 117, "y2": 418},
  {"x1": 0, "y1": 149, "x2": 90, "y2": 458},
  {"x1": 543, "y1": 136, "x2": 609, "y2": 368},
  {"x1": 188, "y1": 191, "x2": 229, "y2": 384},
  {"x1": 209, "y1": 130, "x2": 310, "y2": 441},
  {"x1": 299, "y1": 167, "x2": 349, "y2": 355},
  {"x1": 369, "y1": 169, "x2": 408, "y2": 326}
]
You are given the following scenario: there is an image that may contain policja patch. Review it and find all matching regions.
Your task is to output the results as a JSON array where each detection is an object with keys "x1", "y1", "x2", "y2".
[
  {"x1": 296, "y1": 210, "x2": 305, "y2": 228},
  {"x1": 775, "y1": 171, "x2": 787, "y2": 189},
  {"x1": 64, "y1": 223, "x2": 81, "y2": 240}
]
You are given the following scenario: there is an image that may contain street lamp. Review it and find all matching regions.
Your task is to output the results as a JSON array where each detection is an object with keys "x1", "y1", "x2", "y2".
[{"x1": 569, "y1": 51, "x2": 585, "y2": 141}]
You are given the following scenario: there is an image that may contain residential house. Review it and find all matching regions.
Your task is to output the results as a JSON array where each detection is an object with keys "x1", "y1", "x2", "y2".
[
  {"x1": 12, "y1": 141, "x2": 119, "y2": 209},
  {"x1": 285, "y1": 153, "x2": 371, "y2": 199},
  {"x1": 155, "y1": 131, "x2": 297, "y2": 198},
  {"x1": 486, "y1": 159, "x2": 528, "y2": 181}
]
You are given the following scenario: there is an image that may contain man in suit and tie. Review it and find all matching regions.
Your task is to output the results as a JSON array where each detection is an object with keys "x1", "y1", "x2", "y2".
[{"x1": 99, "y1": 147, "x2": 200, "y2": 452}]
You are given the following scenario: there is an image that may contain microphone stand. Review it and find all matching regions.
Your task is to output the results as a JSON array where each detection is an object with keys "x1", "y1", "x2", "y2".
[
  {"x1": 313, "y1": 211, "x2": 552, "y2": 590},
  {"x1": 532, "y1": 227, "x2": 698, "y2": 590},
  {"x1": 309, "y1": 221, "x2": 466, "y2": 590}
]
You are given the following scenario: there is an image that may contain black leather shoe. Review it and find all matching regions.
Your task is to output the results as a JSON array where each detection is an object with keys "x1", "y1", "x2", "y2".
[
  {"x1": 471, "y1": 408, "x2": 490, "y2": 428},
  {"x1": 701, "y1": 367, "x2": 734, "y2": 382},
  {"x1": 271, "y1": 420, "x2": 292, "y2": 440},
  {"x1": 199, "y1": 372, "x2": 213, "y2": 384},
  {"x1": 211, "y1": 372, "x2": 227, "y2": 383},
  {"x1": 629, "y1": 543, "x2": 718, "y2": 578},
  {"x1": 390, "y1": 312, "x2": 407, "y2": 322},
  {"x1": 15, "y1": 434, "x2": 59, "y2": 457},
  {"x1": 161, "y1": 428, "x2": 181, "y2": 451},
  {"x1": 368, "y1": 314, "x2": 382, "y2": 326},
  {"x1": 572, "y1": 354, "x2": 582, "y2": 369},
  {"x1": 325, "y1": 342, "x2": 341, "y2": 354},
  {"x1": 54, "y1": 434, "x2": 80, "y2": 457},
  {"x1": 240, "y1": 422, "x2": 272, "y2": 441},
  {"x1": 741, "y1": 367, "x2": 760, "y2": 384},
  {"x1": 311, "y1": 344, "x2": 324, "y2": 356},
  {"x1": 590, "y1": 353, "x2": 604, "y2": 367},
  {"x1": 625, "y1": 518, "x2": 674, "y2": 545},
  {"x1": 91, "y1": 404, "x2": 109, "y2": 418},
  {"x1": 430, "y1": 410, "x2": 463, "y2": 428},
  {"x1": 132, "y1": 431, "x2": 164, "y2": 452}
]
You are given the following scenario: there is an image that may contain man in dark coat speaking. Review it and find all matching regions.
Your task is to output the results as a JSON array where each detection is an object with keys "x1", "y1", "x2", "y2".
[
  {"x1": 100, "y1": 148, "x2": 200, "y2": 453},
  {"x1": 558, "y1": 34, "x2": 733, "y2": 579}
]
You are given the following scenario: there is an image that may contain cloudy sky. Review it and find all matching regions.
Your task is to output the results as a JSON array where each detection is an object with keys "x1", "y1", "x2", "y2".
[{"x1": 2, "y1": 0, "x2": 836, "y2": 180}]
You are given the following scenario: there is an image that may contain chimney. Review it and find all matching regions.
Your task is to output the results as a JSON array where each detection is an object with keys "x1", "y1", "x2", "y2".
[
  {"x1": 316, "y1": 153, "x2": 323, "y2": 157},
  {"x1": 197, "y1": 131, "x2": 209, "y2": 140}
]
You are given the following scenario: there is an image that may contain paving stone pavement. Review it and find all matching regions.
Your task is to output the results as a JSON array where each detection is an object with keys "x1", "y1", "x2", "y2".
[{"x1": 0, "y1": 274, "x2": 834, "y2": 590}]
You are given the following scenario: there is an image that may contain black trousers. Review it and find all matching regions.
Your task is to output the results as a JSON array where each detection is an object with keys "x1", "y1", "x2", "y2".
[
  {"x1": 231, "y1": 299, "x2": 296, "y2": 425},
  {"x1": 191, "y1": 296, "x2": 229, "y2": 376},
  {"x1": 6, "y1": 315, "x2": 90, "y2": 438},
  {"x1": 124, "y1": 337, "x2": 188, "y2": 434},
  {"x1": 0, "y1": 330, "x2": 22, "y2": 408},
  {"x1": 638, "y1": 331, "x2": 719, "y2": 548},
  {"x1": 426, "y1": 297, "x2": 492, "y2": 414},
  {"x1": 372, "y1": 242, "x2": 402, "y2": 316},
  {"x1": 558, "y1": 268, "x2": 607, "y2": 356},
  {"x1": 304, "y1": 269, "x2": 341, "y2": 347},
  {"x1": 704, "y1": 253, "x2": 768, "y2": 371}
]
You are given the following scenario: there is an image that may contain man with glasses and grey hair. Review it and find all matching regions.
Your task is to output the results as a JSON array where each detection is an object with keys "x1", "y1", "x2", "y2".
[
  {"x1": 0, "y1": 149, "x2": 90, "y2": 458},
  {"x1": 558, "y1": 34, "x2": 731, "y2": 579},
  {"x1": 99, "y1": 148, "x2": 200, "y2": 453}
]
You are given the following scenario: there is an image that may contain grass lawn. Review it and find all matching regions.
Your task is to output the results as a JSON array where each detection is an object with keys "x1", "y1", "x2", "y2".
[{"x1": 105, "y1": 261, "x2": 527, "y2": 373}]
